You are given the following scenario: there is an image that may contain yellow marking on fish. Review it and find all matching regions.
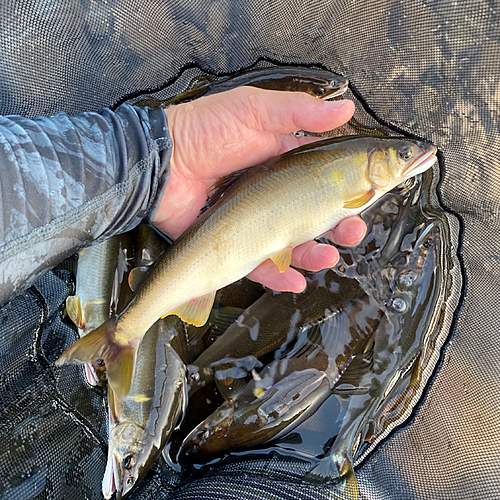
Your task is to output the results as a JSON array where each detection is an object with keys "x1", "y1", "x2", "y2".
[
  {"x1": 166, "y1": 291, "x2": 217, "y2": 327},
  {"x1": 343, "y1": 189, "x2": 375, "y2": 209},
  {"x1": 128, "y1": 394, "x2": 151, "y2": 403}
]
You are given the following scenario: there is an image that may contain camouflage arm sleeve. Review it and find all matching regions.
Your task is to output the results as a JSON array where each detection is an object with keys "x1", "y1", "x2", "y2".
[{"x1": 0, "y1": 104, "x2": 172, "y2": 306}]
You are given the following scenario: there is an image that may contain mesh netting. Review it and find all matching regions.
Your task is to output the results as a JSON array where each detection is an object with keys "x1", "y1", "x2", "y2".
[{"x1": 1, "y1": 1, "x2": 498, "y2": 499}]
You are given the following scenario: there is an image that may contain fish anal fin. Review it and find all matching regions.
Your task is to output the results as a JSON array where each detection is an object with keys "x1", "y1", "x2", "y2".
[
  {"x1": 66, "y1": 295, "x2": 85, "y2": 329},
  {"x1": 168, "y1": 291, "x2": 217, "y2": 327},
  {"x1": 56, "y1": 316, "x2": 136, "y2": 401},
  {"x1": 343, "y1": 188, "x2": 375, "y2": 209},
  {"x1": 270, "y1": 246, "x2": 293, "y2": 273},
  {"x1": 128, "y1": 266, "x2": 149, "y2": 292}
]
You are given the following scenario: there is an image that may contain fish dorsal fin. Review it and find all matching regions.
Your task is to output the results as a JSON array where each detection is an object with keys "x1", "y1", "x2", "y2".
[
  {"x1": 166, "y1": 291, "x2": 217, "y2": 327},
  {"x1": 128, "y1": 266, "x2": 149, "y2": 292},
  {"x1": 66, "y1": 295, "x2": 85, "y2": 329},
  {"x1": 270, "y1": 246, "x2": 293, "y2": 273},
  {"x1": 343, "y1": 188, "x2": 375, "y2": 209},
  {"x1": 200, "y1": 167, "x2": 255, "y2": 214}
]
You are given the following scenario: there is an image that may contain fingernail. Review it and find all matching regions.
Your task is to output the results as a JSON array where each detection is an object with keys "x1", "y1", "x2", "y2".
[{"x1": 323, "y1": 100, "x2": 350, "y2": 110}]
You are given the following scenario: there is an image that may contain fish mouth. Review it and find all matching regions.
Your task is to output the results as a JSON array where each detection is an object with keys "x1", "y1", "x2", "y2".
[
  {"x1": 102, "y1": 453, "x2": 119, "y2": 500},
  {"x1": 402, "y1": 145, "x2": 437, "y2": 177},
  {"x1": 324, "y1": 81, "x2": 349, "y2": 99}
]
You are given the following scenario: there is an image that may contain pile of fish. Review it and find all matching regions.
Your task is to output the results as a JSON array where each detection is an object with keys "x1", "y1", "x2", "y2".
[{"x1": 56, "y1": 66, "x2": 452, "y2": 499}]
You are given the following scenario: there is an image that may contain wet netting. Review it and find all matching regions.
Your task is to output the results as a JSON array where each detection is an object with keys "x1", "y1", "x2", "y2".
[{"x1": 0, "y1": 1, "x2": 497, "y2": 499}]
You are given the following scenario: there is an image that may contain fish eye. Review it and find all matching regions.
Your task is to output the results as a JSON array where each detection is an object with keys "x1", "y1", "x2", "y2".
[
  {"x1": 123, "y1": 455, "x2": 135, "y2": 469},
  {"x1": 314, "y1": 87, "x2": 326, "y2": 96},
  {"x1": 398, "y1": 146, "x2": 413, "y2": 160}
]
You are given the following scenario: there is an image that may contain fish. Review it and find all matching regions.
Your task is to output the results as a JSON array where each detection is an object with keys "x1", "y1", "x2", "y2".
[
  {"x1": 56, "y1": 135, "x2": 438, "y2": 401},
  {"x1": 65, "y1": 236, "x2": 127, "y2": 386},
  {"x1": 305, "y1": 218, "x2": 444, "y2": 483},
  {"x1": 181, "y1": 292, "x2": 383, "y2": 457},
  {"x1": 187, "y1": 273, "x2": 367, "y2": 395},
  {"x1": 102, "y1": 316, "x2": 188, "y2": 500},
  {"x1": 102, "y1": 224, "x2": 187, "y2": 500},
  {"x1": 135, "y1": 65, "x2": 349, "y2": 108}
]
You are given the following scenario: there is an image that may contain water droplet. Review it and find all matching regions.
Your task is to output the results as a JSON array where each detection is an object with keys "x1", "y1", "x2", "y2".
[
  {"x1": 391, "y1": 297, "x2": 408, "y2": 313},
  {"x1": 398, "y1": 271, "x2": 417, "y2": 288}
]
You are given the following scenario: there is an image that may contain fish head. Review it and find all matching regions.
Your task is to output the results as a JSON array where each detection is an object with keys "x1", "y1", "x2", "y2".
[
  {"x1": 306, "y1": 75, "x2": 349, "y2": 99},
  {"x1": 182, "y1": 398, "x2": 237, "y2": 456},
  {"x1": 367, "y1": 138, "x2": 437, "y2": 190},
  {"x1": 103, "y1": 420, "x2": 151, "y2": 500}
]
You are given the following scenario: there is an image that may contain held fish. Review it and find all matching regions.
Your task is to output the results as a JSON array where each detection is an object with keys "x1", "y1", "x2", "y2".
[{"x1": 57, "y1": 136, "x2": 437, "y2": 401}]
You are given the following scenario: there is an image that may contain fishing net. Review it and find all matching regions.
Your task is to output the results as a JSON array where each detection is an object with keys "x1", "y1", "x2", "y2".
[{"x1": 0, "y1": 1, "x2": 497, "y2": 499}]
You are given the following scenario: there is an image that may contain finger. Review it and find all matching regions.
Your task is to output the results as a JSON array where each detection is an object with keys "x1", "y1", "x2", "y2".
[
  {"x1": 247, "y1": 260, "x2": 307, "y2": 293},
  {"x1": 242, "y1": 87, "x2": 355, "y2": 134},
  {"x1": 325, "y1": 216, "x2": 367, "y2": 247},
  {"x1": 291, "y1": 241, "x2": 340, "y2": 271}
]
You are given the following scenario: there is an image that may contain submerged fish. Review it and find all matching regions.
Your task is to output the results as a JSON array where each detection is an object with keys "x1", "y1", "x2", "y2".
[
  {"x1": 102, "y1": 316, "x2": 188, "y2": 500},
  {"x1": 305, "y1": 220, "x2": 443, "y2": 483},
  {"x1": 187, "y1": 273, "x2": 366, "y2": 395},
  {"x1": 181, "y1": 292, "x2": 383, "y2": 457},
  {"x1": 57, "y1": 136, "x2": 437, "y2": 400},
  {"x1": 66, "y1": 236, "x2": 126, "y2": 386},
  {"x1": 136, "y1": 66, "x2": 349, "y2": 108}
]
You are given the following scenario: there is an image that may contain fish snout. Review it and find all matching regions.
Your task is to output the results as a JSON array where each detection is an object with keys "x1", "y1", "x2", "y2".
[{"x1": 402, "y1": 145, "x2": 437, "y2": 178}]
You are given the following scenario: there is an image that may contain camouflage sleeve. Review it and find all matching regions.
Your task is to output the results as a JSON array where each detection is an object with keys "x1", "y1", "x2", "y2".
[{"x1": 0, "y1": 104, "x2": 172, "y2": 306}]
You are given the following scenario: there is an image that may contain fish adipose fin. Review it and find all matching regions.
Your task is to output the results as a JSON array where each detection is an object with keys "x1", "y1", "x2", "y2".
[
  {"x1": 56, "y1": 316, "x2": 138, "y2": 401},
  {"x1": 343, "y1": 188, "x2": 375, "y2": 209},
  {"x1": 165, "y1": 291, "x2": 217, "y2": 327},
  {"x1": 270, "y1": 246, "x2": 293, "y2": 273}
]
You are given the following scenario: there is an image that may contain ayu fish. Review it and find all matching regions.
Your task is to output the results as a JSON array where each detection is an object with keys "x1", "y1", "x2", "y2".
[
  {"x1": 187, "y1": 273, "x2": 366, "y2": 395},
  {"x1": 103, "y1": 224, "x2": 188, "y2": 500},
  {"x1": 65, "y1": 236, "x2": 127, "y2": 386},
  {"x1": 136, "y1": 65, "x2": 349, "y2": 108},
  {"x1": 181, "y1": 292, "x2": 383, "y2": 457},
  {"x1": 102, "y1": 316, "x2": 188, "y2": 500},
  {"x1": 57, "y1": 136, "x2": 438, "y2": 401},
  {"x1": 305, "y1": 219, "x2": 444, "y2": 483}
]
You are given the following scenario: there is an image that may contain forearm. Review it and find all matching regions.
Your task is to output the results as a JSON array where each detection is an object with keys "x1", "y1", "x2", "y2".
[{"x1": 0, "y1": 105, "x2": 172, "y2": 306}]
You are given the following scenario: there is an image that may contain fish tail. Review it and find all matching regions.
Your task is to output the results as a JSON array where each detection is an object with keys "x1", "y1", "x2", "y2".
[
  {"x1": 305, "y1": 454, "x2": 359, "y2": 499},
  {"x1": 56, "y1": 317, "x2": 137, "y2": 400}
]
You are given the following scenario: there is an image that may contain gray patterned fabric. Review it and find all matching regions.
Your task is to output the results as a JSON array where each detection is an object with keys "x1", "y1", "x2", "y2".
[{"x1": 0, "y1": 105, "x2": 172, "y2": 306}]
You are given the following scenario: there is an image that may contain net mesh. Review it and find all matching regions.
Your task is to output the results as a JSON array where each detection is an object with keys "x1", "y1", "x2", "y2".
[{"x1": 0, "y1": 1, "x2": 498, "y2": 499}]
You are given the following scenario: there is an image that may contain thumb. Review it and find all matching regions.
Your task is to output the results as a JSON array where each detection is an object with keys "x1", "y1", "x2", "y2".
[{"x1": 239, "y1": 87, "x2": 355, "y2": 134}]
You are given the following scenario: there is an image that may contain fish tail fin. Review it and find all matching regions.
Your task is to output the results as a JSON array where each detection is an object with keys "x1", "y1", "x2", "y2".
[
  {"x1": 56, "y1": 317, "x2": 136, "y2": 400},
  {"x1": 306, "y1": 454, "x2": 359, "y2": 499}
]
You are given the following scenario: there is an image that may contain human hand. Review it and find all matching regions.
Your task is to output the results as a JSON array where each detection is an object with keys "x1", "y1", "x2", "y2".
[{"x1": 154, "y1": 86, "x2": 367, "y2": 293}]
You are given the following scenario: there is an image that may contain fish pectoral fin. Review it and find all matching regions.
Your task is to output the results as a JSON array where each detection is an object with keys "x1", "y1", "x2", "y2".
[
  {"x1": 270, "y1": 246, "x2": 293, "y2": 273},
  {"x1": 168, "y1": 291, "x2": 217, "y2": 327},
  {"x1": 66, "y1": 295, "x2": 85, "y2": 329},
  {"x1": 56, "y1": 316, "x2": 136, "y2": 401},
  {"x1": 128, "y1": 266, "x2": 149, "y2": 292},
  {"x1": 343, "y1": 188, "x2": 375, "y2": 209}
]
